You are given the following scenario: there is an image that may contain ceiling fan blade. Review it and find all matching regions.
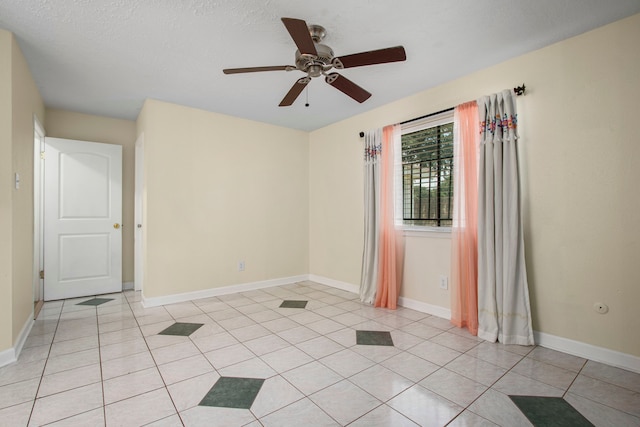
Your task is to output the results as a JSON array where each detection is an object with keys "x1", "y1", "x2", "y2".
[
  {"x1": 325, "y1": 73, "x2": 371, "y2": 103},
  {"x1": 279, "y1": 77, "x2": 310, "y2": 106},
  {"x1": 223, "y1": 65, "x2": 294, "y2": 74},
  {"x1": 333, "y1": 46, "x2": 406, "y2": 69},
  {"x1": 281, "y1": 18, "x2": 318, "y2": 56}
]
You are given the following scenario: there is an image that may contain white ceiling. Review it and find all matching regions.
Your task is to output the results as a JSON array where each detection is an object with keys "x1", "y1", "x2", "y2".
[{"x1": 1, "y1": 1, "x2": 639, "y2": 131}]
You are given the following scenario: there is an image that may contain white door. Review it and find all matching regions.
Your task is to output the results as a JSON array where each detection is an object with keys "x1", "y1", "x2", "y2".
[
  {"x1": 134, "y1": 134, "x2": 144, "y2": 292},
  {"x1": 44, "y1": 138, "x2": 123, "y2": 300}
]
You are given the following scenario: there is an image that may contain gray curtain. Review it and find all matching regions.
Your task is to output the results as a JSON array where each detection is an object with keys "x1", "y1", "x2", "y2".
[
  {"x1": 477, "y1": 90, "x2": 534, "y2": 345},
  {"x1": 360, "y1": 129, "x2": 382, "y2": 304}
]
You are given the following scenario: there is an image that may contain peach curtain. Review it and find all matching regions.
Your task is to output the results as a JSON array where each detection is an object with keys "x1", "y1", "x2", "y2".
[
  {"x1": 450, "y1": 101, "x2": 480, "y2": 334},
  {"x1": 374, "y1": 125, "x2": 403, "y2": 309}
]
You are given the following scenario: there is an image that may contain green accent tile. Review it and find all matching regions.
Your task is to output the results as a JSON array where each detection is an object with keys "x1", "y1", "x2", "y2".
[
  {"x1": 76, "y1": 298, "x2": 114, "y2": 306},
  {"x1": 199, "y1": 377, "x2": 265, "y2": 409},
  {"x1": 279, "y1": 300, "x2": 308, "y2": 309},
  {"x1": 158, "y1": 322, "x2": 204, "y2": 337},
  {"x1": 356, "y1": 330, "x2": 394, "y2": 346},
  {"x1": 510, "y1": 396, "x2": 594, "y2": 427}
]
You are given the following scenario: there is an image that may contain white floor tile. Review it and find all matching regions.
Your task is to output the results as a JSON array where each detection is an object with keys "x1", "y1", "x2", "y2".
[
  {"x1": 407, "y1": 340, "x2": 462, "y2": 366},
  {"x1": 276, "y1": 325, "x2": 320, "y2": 345},
  {"x1": 204, "y1": 343, "x2": 254, "y2": 369},
  {"x1": 296, "y1": 336, "x2": 345, "y2": 359},
  {"x1": 0, "y1": 401, "x2": 33, "y2": 427},
  {"x1": 218, "y1": 357, "x2": 277, "y2": 379},
  {"x1": 419, "y1": 368, "x2": 487, "y2": 407},
  {"x1": 167, "y1": 371, "x2": 220, "y2": 412},
  {"x1": 282, "y1": 361, "x2": 343, "y2": 395},
  {"x1": 0, "y1": 377, "x2": 40, "y2": 410},
  {"x1": 349, "y1": 404, "x2": 419, "y2": 427},
  {"x1": 319, "y1": 348, "x2": 375, "y2": 378},
  {"x1": 569, "y1": 374, "x2": 640, "y2": 417},
  {"x1": 151, "y1": 341, "x2": 200, "y2": 365},
  {"x1": 387, "y1": 384, "x2": 463, "y2": 427},
  {"x1": 444, "y1": 354, "x2": 507, "y2": 387},
  {"x1": 467, "y1": 389, "x2": 533, "y2": 427},
  {"x1": 180, "y1": 405, "x2": 256, "y2": 427},
  {"x1": 250, "y1": 375, "x2": 304, "y2": 418},
  {"x1": 261, "y1": 346, "x2": 313, "y2": 373},
  {"x1": 381, "y1": 351, "x2": 440, "y2": 382},
  {"x1": 580, "y1": 360, "x2": 640, "y2": 393},
  {"x1": 157, "y1": 354, "x2": 215, "y2": 385},
  {"x1": 103, "y1": 366, "x2": 165, "y2": 404},
  {"x1": 526, "y1": 347, "x2": 587, "y2": 372},
  {"x1": 350, "y1": 364, "x2": 414, "y2": 401},
  {"x1": 105, "y1": 388, "x2": 176, "y2": 427},
  {"x1": 101, "y1": 350, "x2": 155, "y2": 380},
  {"x1": 565, "y1": 392, "x2": 640, "y2": 427},
  {"x1": 243, "y1": 334, "x2": 290, "y2": 356},
  {"x1": 44, "y1": 408, "x2": 105, "y2": 427},
  {"x1": 310, "y1": 380, "x2": 381, "y2": 425},
  {"x1": 29, "y1": 382, "x2": 103, "y2": 426},
  {"x1": 260, "y1": 398, "x2": 339, "y2": 427},
  {"x1": 511, "y1": 356, "x2": 578, "y2": 390},
  {"x1": 492, "y1": 371, "x2": 564, "y2": 397},
  {"x1": 38, "y1": 363, "x2": 101, "y2": 397},
  {"x1": 0, "y1": 358, "x2": 46, "y2": 387},
  {"x1": 447, "y1": 410, "x2": 499, "y2": 427}
]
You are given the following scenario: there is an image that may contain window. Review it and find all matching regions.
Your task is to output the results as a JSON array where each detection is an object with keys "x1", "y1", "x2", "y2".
[{"x1": 401, "y1": 111, "x2": 454, "y2": 227}]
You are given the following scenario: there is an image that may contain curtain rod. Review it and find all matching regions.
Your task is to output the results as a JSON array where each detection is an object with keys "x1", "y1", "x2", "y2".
[{"x1": 358, "y1": 84, "x2": 526, "y2": 137}]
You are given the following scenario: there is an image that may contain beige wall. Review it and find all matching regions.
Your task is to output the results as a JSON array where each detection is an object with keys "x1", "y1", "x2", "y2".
[
  {"x1": 11, "y1": 33, "x2": 45, "y2": 341},
  {"x1": 0, "y1": 30, "x2": 13, "y2": 352},
  {"x1": 137, "y1": 100, "x2": 309, "y2": 298},
  {"x1": 309, "y1": 14, "x2": 640, "y2": 357},
  {"x1": 0, "y1": 30, "x2": 45, "y2": 354},
  {"x1": 45, "y1": 109, "x2": 137, "y2": 283}
]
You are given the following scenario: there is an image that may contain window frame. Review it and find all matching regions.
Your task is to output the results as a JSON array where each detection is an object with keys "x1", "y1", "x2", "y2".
[{"x1": 399, "y1": 110, "x2": 455, "y2": 233}]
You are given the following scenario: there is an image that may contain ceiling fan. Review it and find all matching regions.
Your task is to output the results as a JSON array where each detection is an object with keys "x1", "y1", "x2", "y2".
[{"x1": 223, "y1": 18, "x2": 407, "y2": 107}]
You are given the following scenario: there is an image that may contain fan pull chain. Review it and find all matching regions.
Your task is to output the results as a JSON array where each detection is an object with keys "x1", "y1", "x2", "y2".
[{"x1": 305, "y1": 86, "x2": 310, "y2": 107}]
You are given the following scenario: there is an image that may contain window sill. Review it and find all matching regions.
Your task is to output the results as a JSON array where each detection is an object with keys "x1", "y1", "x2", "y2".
[{"x1": 402, "y1": 227, "x2": 452, "y2": 239}]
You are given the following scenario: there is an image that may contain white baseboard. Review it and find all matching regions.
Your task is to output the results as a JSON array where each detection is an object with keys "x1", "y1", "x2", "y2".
[
  {"x1": 398, "y1": 296, "x2": 452, "y2": 320},
  {"x1": 123, "y1": 281, "x2": 134, "y2": 291},
  {"x1": 0, "y1": 313, "x2": 34, "y2": 368},
  {"x1": 142, "y1": 275, "x2": 309, "y2": 308},
  {"x1": 308, "y1": 274, "x2": 359, "y2": 295},
  {"x1": 309, "y1": 274, "x2": 453, "y2": 320},
  {"x1": 534, "y1": 331, "x2": 640, "y2": 374}
]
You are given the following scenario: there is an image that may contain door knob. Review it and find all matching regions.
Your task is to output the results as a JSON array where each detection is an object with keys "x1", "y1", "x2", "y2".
[{"x1": 113, "y1": 223, "x2": 120, "y2": 229}]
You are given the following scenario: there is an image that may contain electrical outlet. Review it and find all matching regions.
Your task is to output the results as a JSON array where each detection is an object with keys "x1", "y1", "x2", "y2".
[
  {"x1": 439, "y1": 275, "x2": 448, "y2": 290},
  {"x1": 238, "y1": 261, "x2": 245, "y2": 272}
]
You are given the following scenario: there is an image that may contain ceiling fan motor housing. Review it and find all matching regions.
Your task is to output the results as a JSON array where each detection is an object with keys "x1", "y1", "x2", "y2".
[{"x1": 295, "y1": 43, "x2": 334, "y2": 76}]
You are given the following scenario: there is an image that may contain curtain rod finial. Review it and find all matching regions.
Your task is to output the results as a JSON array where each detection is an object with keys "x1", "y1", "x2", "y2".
[
  {"x1": 514, "y1": 84, "x2": 526, "y2": 96},
  {"x1": 359, "y1": 131, "x2": 365, "y2": 138}
]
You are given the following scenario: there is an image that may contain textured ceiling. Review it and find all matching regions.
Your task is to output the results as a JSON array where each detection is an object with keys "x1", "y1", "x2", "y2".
[{"x1": 1, "y1": 1, "x2": 639, "y2": 131}]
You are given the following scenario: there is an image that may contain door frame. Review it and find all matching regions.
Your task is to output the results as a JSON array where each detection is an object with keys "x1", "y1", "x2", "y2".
[
  {"x1": 134, "y1": 133, "x2": 144, "y2": 292},
  {"x1": 32, "y1": 116, "x2": 45, "y2": 308}
]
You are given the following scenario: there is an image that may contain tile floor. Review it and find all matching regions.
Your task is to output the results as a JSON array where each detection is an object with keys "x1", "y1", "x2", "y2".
[{"x1": 1, "y1": 281, "x2": 639, "y2": 426}]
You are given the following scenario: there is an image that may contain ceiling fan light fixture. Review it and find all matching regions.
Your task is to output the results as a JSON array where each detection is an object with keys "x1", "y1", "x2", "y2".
[{"x1": 308, "y1": 64, "x2": 324, "y2": 78}]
